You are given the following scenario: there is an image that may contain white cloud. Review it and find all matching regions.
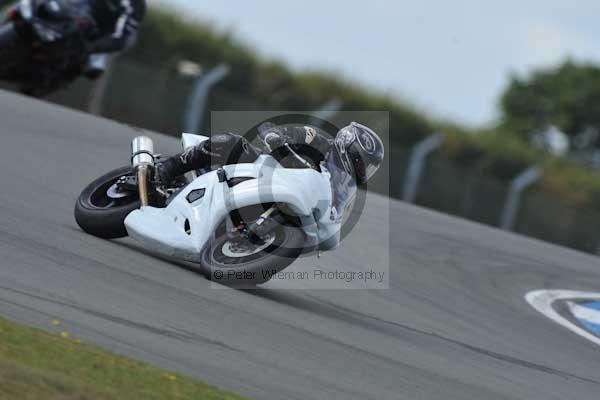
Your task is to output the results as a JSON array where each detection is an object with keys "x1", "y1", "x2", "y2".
[
  {"x1": 510, "y1": 19, "x2": 597, "y2": 71},
  {"x1": 151, "y1": 0, "x2": 600, "y2": 126}
]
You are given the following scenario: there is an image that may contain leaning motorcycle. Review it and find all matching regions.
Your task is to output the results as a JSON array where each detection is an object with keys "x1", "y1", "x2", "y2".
[
  {"x1": 75, "y1": 134, "x2": 344, "y2": 285},
  {"x1": 0, "y1": 0, "x2": 97, "y2": 96}
]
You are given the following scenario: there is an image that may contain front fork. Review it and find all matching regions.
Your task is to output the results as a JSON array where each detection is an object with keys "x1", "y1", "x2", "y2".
[{"x1": 131, "y1": 136, "x2": 155, "y2": 207}]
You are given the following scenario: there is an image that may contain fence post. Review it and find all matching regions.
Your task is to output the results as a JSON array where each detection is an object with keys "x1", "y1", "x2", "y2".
[
  {"x1": 500, "y1": 166, "x2": 542, "y2": 231},
  {"x1": 183, "y1": 63, "x2": 231, "y2": 134},
  {"x1": 313, "y1": 98, "x2": 341, "y2": 127},
  {"x1": 88, "y1": 55, "x2": 116, "y2": 116},
  {"x1": 402, "y1": 133, "x2": 445, "y2": 203}
]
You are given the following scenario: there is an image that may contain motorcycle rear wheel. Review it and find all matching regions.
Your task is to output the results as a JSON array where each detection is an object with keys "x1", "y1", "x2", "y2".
[
  {"x1": 0, "y1": 22, "x2": 26, "y2": 79},
  {"x1": 75, "y1": 166, "x2": 140, "y2": 239}
]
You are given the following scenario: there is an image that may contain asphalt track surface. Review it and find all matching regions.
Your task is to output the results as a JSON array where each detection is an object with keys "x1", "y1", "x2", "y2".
[{"x1": 0, "y1": 90, "x2": 600, "y2": 400}]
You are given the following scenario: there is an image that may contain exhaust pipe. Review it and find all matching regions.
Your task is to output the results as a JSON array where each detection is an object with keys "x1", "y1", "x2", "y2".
[{"x1": 131, "y1": 136, "x2": 155, "y2": 207}]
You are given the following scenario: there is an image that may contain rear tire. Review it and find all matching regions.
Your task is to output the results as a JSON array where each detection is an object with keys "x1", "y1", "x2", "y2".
[
  {"x1": 75, "y1": 166, "x2": 140, "y2": 239},
  {"x1": 200, "y1": 222, "x2": 305, "y2": 286},
  {"x1": 0, "y1": 22, "x2": 25, "y2": 79},
  {"x1": 0, "y1": 22, "x2": 19, "y2": 49}
]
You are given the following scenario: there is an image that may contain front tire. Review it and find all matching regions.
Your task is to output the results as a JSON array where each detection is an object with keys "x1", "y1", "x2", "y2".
[
  {"x1": 75, "y1": 166, "x2": 140, "y2": 239},
  {"x1": 200, "y1": 222, "x2": 305, "y2": 286}
]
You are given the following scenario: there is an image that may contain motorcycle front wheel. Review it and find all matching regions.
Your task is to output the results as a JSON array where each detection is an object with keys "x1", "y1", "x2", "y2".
[
  {"x1": 200, "y1": 219, "x2": 305, "y2": 286},
  {"x1": 75, "y1": 166, "x2": 140, "y2": 239}
]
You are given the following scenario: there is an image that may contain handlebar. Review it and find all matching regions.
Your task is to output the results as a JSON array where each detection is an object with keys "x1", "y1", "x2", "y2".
[
  {"x1": 283, "y1": 143, "x2": 315, "y2": 169},
  {"x1": 260, "y1": 130, "x2": 317, "y2": 170}
]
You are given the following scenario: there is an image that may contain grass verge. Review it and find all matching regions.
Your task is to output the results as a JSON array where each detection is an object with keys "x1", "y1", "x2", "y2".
[{"x1": 0, "y1": 316, "x2": 246, "y2": 400}]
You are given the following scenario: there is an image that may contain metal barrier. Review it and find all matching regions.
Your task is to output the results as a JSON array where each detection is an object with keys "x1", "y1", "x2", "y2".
[
  {"x1": 402, "y1": 133, "x2": 445, "y2": 203},
  {"x1": 184, "y1": 63, "x2": 231, "y2": 134},
  {"x1": 500, "y1": 166, "x2": 542, "y2": 231}
]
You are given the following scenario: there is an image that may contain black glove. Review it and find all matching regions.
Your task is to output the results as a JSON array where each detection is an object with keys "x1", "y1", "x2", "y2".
[
  {"x1": 257, "y1": 124, "x2": 286, "y2": 151},
  {"x1": 263, "y1": 131, "x2": 286, "y2": 151},
  {"x1": 154, "y1": 157, "x2": 183, "y2": 187}
]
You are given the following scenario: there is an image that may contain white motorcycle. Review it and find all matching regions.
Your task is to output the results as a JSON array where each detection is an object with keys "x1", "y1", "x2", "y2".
[{"x1": 75, "y1": 133, "x2": 346, "y2": 285}]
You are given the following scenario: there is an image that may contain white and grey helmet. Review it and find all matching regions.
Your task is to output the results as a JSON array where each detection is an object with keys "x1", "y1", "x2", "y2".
[{"x1": 334, "y1": 122, "x2": 384, "y2": 185}]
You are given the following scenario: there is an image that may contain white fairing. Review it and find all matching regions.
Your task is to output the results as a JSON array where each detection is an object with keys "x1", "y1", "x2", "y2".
[{"x1": 124, "y1": 134, "x2": 340, "y2": 262}]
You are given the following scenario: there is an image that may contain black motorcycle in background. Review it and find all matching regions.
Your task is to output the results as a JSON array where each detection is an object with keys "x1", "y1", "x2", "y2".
[{"x1": 0, "y1": 0, "x2": 98, "y2": 96}]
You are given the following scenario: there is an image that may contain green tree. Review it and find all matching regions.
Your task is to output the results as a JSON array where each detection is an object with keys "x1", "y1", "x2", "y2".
[{"x1": 500, "y1": 60, "x2": 600, "y2": 147}]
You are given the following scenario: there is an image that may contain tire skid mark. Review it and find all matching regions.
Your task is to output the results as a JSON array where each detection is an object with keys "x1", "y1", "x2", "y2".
[
  {"x1": 0, "y1": 297, "x2": 239, "y2": 377},
  {"x1": 302, "y1": 294, "x2": 600, "y2": 385},
  {"x1": 0, "y1": 285, "x2": 240, "y2": 353}
]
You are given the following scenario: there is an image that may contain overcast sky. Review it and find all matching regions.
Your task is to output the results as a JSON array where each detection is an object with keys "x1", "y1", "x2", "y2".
[{"x1": 153, "y1": 0, "x2": 600, "y2": 126}]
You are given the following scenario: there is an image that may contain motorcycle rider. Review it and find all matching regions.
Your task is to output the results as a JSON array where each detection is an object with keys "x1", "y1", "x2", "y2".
[
  {"x1": 83, "y1": 0, "x2": 147, "y2": 78},
  {"x1": 156, "y1": 122, "x2": 385, "y2": 206}
]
